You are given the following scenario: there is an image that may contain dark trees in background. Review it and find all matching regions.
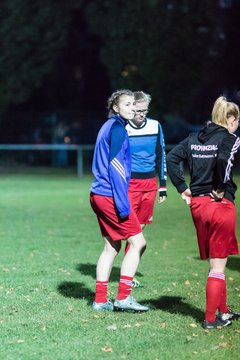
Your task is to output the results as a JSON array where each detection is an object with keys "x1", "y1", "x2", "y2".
[
  {"x1": 85, "y1": 0, "x2": 239, "y2": 121},
  {"x1": 0, "y1": 0, "x2": 239, "y2": 126},
  {"x1": 220, "y1": 1, "x2": 240, "y2": 93},
  {"x1": 0, "y1": 0, "x2": 82, "y2": 114},
  {"x1": 25, "y1": 8, "x2": 110, "y2": 112}
]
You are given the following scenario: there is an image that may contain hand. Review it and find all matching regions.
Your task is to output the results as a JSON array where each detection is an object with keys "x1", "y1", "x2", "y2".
[
  {"x1": 210, "y1": 189, "x2": 224, "y2": 202},
  {"x1": 158, "y1": 196, "x2": 167, "y2": 204},
  {"x1": 181, "y1": 188, "x2": 192, "y2": 205}
]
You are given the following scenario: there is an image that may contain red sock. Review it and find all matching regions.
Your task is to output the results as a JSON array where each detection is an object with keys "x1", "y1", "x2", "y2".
[
  {"x1": 116, "y1": 275, "x2": 133, "y2": 300},
  {"x1": 205, "y1": 272, "x2": 225, "y2": 322},
  {"x1": 95, "y1": 280, "x2": 108, "y2": 303},
  {"x1": 218, "y1": 280, "x2": 229, "y2": 313}
]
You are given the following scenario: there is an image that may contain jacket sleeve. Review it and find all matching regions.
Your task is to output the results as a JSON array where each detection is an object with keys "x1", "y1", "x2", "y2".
[
  {"x1": 156, "y1": 123, "x2": 167, "y2": 197},
  {"x1": 214, "y1": 135, "x2": 240, "y2": 189},
  {"x1": 108, "y1": 122, "x2": 130, "y2": 217},
  {"x1": 166, "y1": 137, "x2": 189, "y2": 193}
]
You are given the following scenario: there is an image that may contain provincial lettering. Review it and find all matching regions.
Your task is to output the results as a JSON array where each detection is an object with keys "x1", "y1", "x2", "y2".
[{"x1": 190, "y1": 144, "x2": 218, "y2": 151}]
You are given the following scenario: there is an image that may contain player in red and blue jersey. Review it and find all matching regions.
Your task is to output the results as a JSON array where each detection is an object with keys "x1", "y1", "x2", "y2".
[
  {"x1": 126, "y1": 91, "x2": 167, "y2": 228},
  {"x1": 124, "y1": 91, "x2": 167, "y2": 287}
]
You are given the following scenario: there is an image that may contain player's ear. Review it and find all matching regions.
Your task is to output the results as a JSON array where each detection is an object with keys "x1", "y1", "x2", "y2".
[{"x1": 113, "y1": 104, "x2": 119, "y2": 114}]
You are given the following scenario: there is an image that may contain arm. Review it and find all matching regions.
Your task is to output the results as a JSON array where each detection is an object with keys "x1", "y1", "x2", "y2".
[
  {"x1": 166, "y1": 137, "x2": 189, "y2": 194},
  {"x1": 109, "y1": 122, "x2": 131, "y2": 218},
  {"x1": 156, "y1": 123, "x2": 167, "y2": 201},
  {"x1": 215, "y1": 135, "x2": 240, "y2": 184},
  {"x1": 213, "y1": 135, "x2": 240, "y2": 199}
]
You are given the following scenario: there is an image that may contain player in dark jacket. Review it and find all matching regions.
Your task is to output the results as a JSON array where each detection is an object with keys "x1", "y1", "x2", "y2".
[{"x1": 167, "y1": 96, "x2": 240, "y2": 329}]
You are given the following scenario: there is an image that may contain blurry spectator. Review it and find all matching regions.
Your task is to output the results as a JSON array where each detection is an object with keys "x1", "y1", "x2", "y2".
[
  {"x1": 53, "y1": 121, "x2": 70, "y2": 167},
  {"x1": 68, "y1": 121, "x2": 82, "y2": 144}
]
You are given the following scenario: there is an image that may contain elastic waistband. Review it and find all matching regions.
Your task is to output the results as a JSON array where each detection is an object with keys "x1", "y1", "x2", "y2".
[{"x1": 131, "y1": 171, "x2": 155, "y2": 179}]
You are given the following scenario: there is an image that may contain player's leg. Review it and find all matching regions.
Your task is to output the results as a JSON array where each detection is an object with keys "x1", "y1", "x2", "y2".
[
  {"x1": 125, "y1": 191, "x2": 142, "y2": 255},
  {"x1": 190, "y1": 197, "x2": 232, "y2": 328},
  {"x1": 114, "y1": 232, "x2": 149, "y2": 311},
  {"x1": 125, "y1": 190, "x2": 155, "y2": 255},
  {"x1": 204, "y1": 257, "x2": 228, "y2": 326},
  {"x1": 96, "y1": 236, "x2": 121, "y2": 281},
  {"x1": 203, "y1": 199, "x2": 239, "y2": 327},
  {"x1": 138, "y1": 190, "x2": 157, "y2": 226},
  {"x1": 128, "y1": 191, "x2": 156, "y2": 288},
  {"x1": 93, "y1": 236, "x2": 121, "y2": 311},
  {"x1": 121, "y1": 232, "x2": 146, "y2": 276},
  {"x1": 209, "y1": 257, "x2": 240, "y2": 322}
]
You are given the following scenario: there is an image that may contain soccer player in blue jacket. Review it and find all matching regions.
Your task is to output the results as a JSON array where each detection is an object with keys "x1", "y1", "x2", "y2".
[{"x1": 90, "y1": 89, "x2": 149, "y2": 312}]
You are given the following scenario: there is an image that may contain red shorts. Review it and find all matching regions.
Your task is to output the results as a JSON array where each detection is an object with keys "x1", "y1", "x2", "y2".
[
  {"x1": 190, "y1": 196, "x2": 238, "y2": 260},
  {"x1": 90, "y1": 193, "x2": 142, "y2": 241},
  {"x1": 128, "y1": 190, "x2": 157, "y2": 224}
]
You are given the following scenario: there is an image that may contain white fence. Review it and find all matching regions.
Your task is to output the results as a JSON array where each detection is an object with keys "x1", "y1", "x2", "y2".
[
  {"x1": 0, "y1": 144, "x2": 175, "y2": 176},
  {"x1": 0, "y1": 144, "x2": 95, "y2": 177}
]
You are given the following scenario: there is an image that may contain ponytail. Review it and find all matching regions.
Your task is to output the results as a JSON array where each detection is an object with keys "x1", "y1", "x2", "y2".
[{"x1": 212, "y1": 96, "x2": 239, "y2": 126}]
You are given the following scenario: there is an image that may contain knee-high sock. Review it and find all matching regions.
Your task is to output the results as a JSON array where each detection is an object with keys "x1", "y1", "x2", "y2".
[
  {"x1": 205, "y1": 271, "x2": 225, "y2": 322},
  {"x1": 218, "y1": 279, "x2": 229, "y2": 313},
  {"x1": 95, "y1": 280, "x2": 108, "y2": 303},
  {"x1": 116, "y1": 275, "x2": 133, "y2": 300}
]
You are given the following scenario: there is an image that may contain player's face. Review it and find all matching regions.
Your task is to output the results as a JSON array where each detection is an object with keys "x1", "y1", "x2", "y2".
[
  {"x1": 132, "y1": 101, "x2": 149, "y2": 126},
  {"x1": 113, "y1": 95, "x2": 136, "y2": 120}
]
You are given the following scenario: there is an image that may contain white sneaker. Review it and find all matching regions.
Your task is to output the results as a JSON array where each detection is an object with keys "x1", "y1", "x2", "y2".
[
  {"x1": 218, "y1": 309, "x2": 240, "y2": 321},
  {"x1": 92, "y1": 300, "x2": 113, "y2": 311},
  {"x1": 114, "y1": 295, "x2": 149, "y2": 312}
]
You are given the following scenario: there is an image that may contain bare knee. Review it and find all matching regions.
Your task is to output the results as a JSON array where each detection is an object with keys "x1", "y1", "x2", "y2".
[
  {"x1": 128, "y1": 232, "x2": 146, "y2": 252},
  {"x1": 209, "y1": 257, "x2": 227, "y2": 273},
  {"x1": 103, "y1": 237, "x2": 121, "y2": 255}
]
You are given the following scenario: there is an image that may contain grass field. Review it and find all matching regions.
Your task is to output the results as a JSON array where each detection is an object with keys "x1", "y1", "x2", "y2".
[{"x1": 1, "y1": 171, "x2": 240, "y2": 360}]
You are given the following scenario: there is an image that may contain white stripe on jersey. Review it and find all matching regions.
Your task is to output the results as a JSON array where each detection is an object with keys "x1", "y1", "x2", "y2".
[
  {"x1": 111, "y1": 158, "x2": 126, "y2": 182},
  {"x1": 126, "y1": 118, "x2": 159, "y2": 136},
  {"x1": 224, "y1": 136, "x2": 240, "y2": 182}
]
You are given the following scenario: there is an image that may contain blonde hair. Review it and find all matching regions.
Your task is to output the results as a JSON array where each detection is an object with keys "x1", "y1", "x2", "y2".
[
  {"x1": 107, "y1": 89, "x2": 134, "y2": 116},
  {"x1": 134, "y1": 91, "x2": 151, "y2": 105},
  {"x1": 212, "y1": 96, "x2": 239, "y2": 126}
]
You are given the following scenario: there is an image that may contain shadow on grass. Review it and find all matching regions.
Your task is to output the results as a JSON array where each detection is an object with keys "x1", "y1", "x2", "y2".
[
  {"x1": 227, "y1": 256, "x2": 240, "y2": 272},
  {"x1": 76, "y1": 263, "x2": 143, "y2": 282},
  {"x1": 57, "y1": 281, "x2": 94, "y2": 304},
  {"x1": 57, "y1": 283, "x2": 205, "y2": 319},
  {"x1": 147, "y1": 295, "x2": 204, "y2": 323}
]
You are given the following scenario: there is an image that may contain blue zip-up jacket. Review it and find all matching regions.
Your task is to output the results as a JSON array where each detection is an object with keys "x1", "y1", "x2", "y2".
[{"x1": 91, "y1": 114, "x2": 131, "y2": 217}]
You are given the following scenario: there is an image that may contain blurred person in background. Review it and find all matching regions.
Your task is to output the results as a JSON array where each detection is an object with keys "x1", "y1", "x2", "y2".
[{"x1": 53, "y1": 121, "x2": 70, "y2": 167}]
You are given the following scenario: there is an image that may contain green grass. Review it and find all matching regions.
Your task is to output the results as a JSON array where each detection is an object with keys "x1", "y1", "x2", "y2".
[{"x1": 1, "y1": 171, "x2": 240, "y2": 360}]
